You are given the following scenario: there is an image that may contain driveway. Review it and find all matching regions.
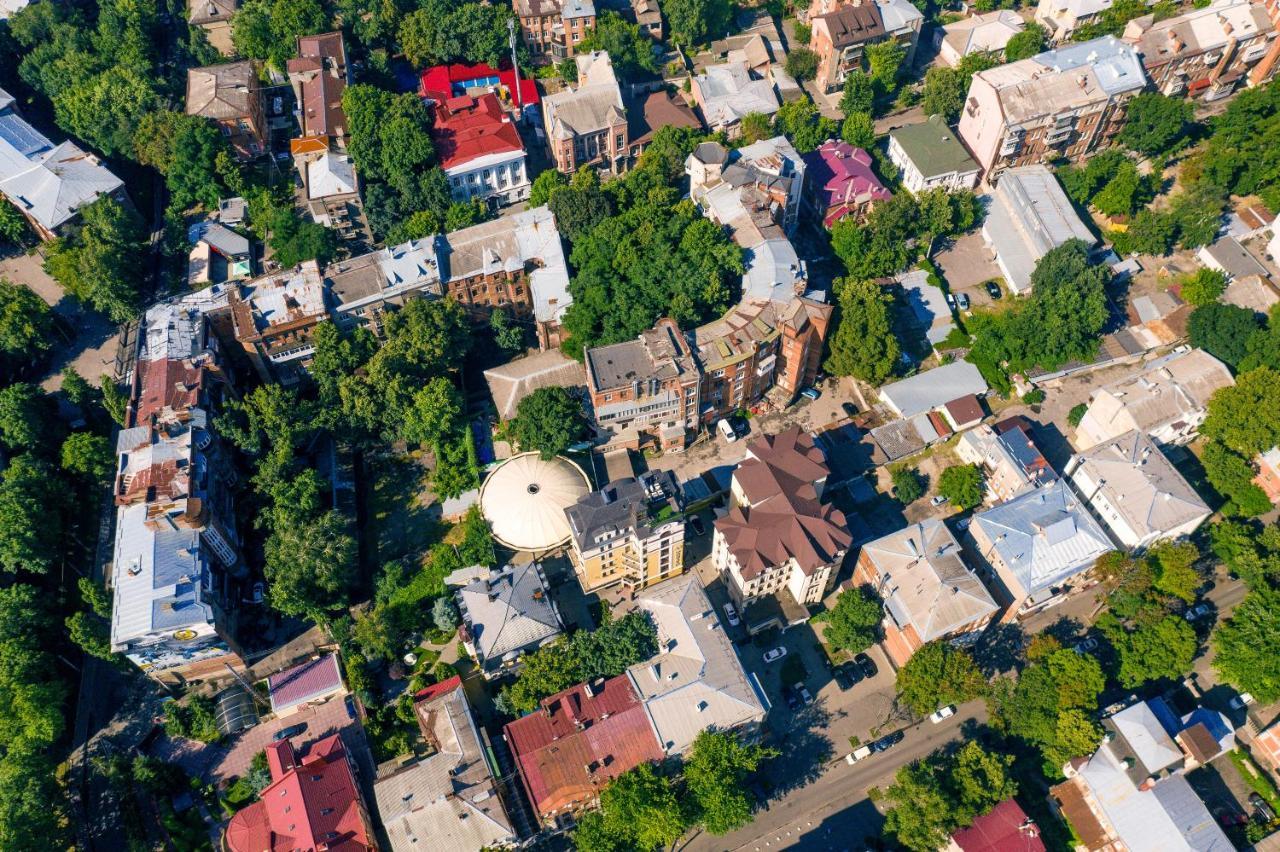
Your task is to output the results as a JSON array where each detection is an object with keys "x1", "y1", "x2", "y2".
[{"x1": 933, "y1": 229, "x2": 1003, "y2": 302}]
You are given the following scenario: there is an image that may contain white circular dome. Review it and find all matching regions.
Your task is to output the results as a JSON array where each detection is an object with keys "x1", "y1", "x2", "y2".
[{"x1": 478, "y1": 452, "x2": 591, "y2": 552}]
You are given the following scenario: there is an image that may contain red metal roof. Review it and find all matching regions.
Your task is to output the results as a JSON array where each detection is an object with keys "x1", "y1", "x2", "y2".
[
  {"x1": 504, "y1": 676, "x2": 662, "y2": 817},
  {"x1": 268, "y1": 654, "x2": 344, "y2": 713},
  {"x1": 132, "y1": 358, "x2": 206, "y2": 426},
  {"x1": 419, "y1": 61, "x2": 540, "y2": 108},
  {"x1": 413, "y1": 674, "x2": 462, "y2": 702},
  {"x1": 951, "y1": 799, "x2": 1046, "y2": 852},
  {"x1": 431, "y1": 92, "x2": 526, "y2": 171}
]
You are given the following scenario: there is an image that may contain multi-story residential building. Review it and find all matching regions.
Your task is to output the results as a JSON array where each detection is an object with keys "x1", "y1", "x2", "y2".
[
  {"x1": 982, "y1": 165, "x2": 1097, "y2": 294},
  {"x1": 801, "y1": 140, "x2": 891, "y2": 227},
  {"x1": 288, "y1": 32, "x2": 349, "y2": 142},
  {"x1": 327, "y1": 206, "x2": 572, "y2": 349},
  {"x1": 1123, "y1": 0, "x2": 1278, "y2": 100},
  {"x1": 958, "y1": 37, "x2": 1147, "y2": 178},
  {"x1": 687, "y1": 137, "x2": 805, "y2": 257},
  {"x1": 455, "y1": 563, "x2": 564, "y2": 679},
  {"x1": 110, "y1": 291, "x2": 247, "y2": 685},
  {"x1": 542, "y1": 51, "x2": 628, "y2": 173},
  {"x1": 1254, "y1": 0, "x2": 1280, "y2": 85},
  {"x1": 187, "y1": 0, "x2": 238, "y2": 56},
  {"x1": 1066, "y1": 430, "x2": 1211, "y2": 550},
  {"x1": 225, "y1": 735, "x2": 376, "y2": 852},
  {"x1": 689, "y1": 63, "x2": 782, "y2": 137},
  {"x1": 0, "y1": 86, "x2": 126, "y2": 241},
  {"x1": 876, "y1": 0, "x2": 925, "y2": 62},
  {"x1": 225, "y1": 261, "x2": 329, "y2": 385},
  {"x1": 432, "y1": 92, "x2": 530, "y2": 207},
  {"x1": 887, "y1": 114, "x2": 980, "y2": 194},
  {"x1": 854, "y1": 519, "x2": 998, "y2": 666},
  {"x1": 1074, "y1": 348, "x2": 1235, "y2": 450},
  {"x1": 373, "y1": 676, "x2": 517, "y2": 850},
  {"x1": 516, "y1": 0, "x2": 597, "y2": 60},
  {"x1": 585, "y1": 318, "x2": 703, "y2": 450},
  {"x1": 810, "y1": 3, "x2": 887, "y2": 93},
  {"x1": 564, "y1": 470, "x2": 686, "y2": 593},
  {"x1": 936, "y1": 10, "x2": 1026, "y2": 66},
  {"x1": 956, "y1": 421, "x2": 1057, "y2": 504},
  {"x1": 969, "y1": 479, "x2": 1113, "y2": 621},
  {"x1": 186, "y1": 61, "x2": 267, "y2": 160},
  {"x1": 714, "y1": 426, "x2": 852, "y2": 611},
  {"x1": 1034, "y1": 0, "x2": 1116, "y2": 42}
]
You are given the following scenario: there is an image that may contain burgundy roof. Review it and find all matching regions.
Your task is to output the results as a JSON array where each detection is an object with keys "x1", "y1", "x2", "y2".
[
  {"x1": 801, "y1": 141, "x2": 891, "y2": 227},
  {"x1": 945, "y1": 394, "x2": 984, "y2": 426},
  {"x1": 268, "y1": 654, "x2": 344, "y2": 713},
  {"x1": 951, "y1": 799, "x2": 1046, "y2": 852},
  {"x1": 733, "y1": 426, "x2": 830, "y2": 506},
  {"x1": 431, "y1": 93, "x2": 525, "y2": 171},
  {"x1": 131, "y1": 358, "x2": 206, "y2": 426},
  {"x1": 504, "y1": 676, "x2": 662, "y2": 817}
]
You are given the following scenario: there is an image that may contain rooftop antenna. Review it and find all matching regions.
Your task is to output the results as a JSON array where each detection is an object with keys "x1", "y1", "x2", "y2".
[{"x1": 508, "y1": 18, "x2": 525, "y2": 116}]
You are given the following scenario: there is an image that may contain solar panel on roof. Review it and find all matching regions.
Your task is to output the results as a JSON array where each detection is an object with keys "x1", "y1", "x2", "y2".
[{"x1": 0, "y1": 112, "x2": 52, "y2": 159}]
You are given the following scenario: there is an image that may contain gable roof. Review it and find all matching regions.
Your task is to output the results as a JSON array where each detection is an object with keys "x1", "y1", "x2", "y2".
[
  {"x1": 432, "y1": 93, "x2": 525, "y2": 172},
  {"x1": 0, "y1": 139, "x2": 124, "y2": 233},
  {"x1": 187, "y1": 62, "x2": 257, "y2": 120},
  {"x1": 951, "y1": 798, "x2": 1046, "y2": 852},
  {"x1": 268, "y1": 654, "x2": 344, "y2": 714},
  {"x1": 543, "y1": 52, "x2": 625, "y2": 140},
  {"x1": 986, "y1": 165, "x2": 1096, "y2": 293},
  {"x1": 940, "y1": 10, "x2": 1025, "y2": 60},
  {"x1": 880, "y1": 361, "x2": 988, "y2": 418},
  {"x1": 483, "y1": 348, "x2": 585, "y2": 420}
]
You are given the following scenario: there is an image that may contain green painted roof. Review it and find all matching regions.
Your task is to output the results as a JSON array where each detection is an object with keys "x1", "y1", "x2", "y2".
[{"x1": 890, "y1": 114, "x2": 979, "y2": 179}]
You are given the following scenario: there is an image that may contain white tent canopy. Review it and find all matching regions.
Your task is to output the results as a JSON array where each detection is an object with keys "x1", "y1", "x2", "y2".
[{"x1": 478, "y1": 452, "x2": 590, "y2": 551}]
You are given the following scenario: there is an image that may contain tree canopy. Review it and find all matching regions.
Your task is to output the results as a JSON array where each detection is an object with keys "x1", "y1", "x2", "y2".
[
  {"x1": 579, "y1": 12, "x2": 657, "y2": 77},
  {"x1": 1203, "y1": 367, "x2": 1280, "y2": 457},
  {"x1": 44, "y1": 197, "x2": 146, "y2": 322},
  {"x1": 990, "y1": 648, "x2": 1105, "y2": 774},
  {"x1": 1213, "y1": 586, "x2": 1280, "y2": 702},
  {"x1": 683, "y1": 730, "x2": 778, "y2": 835},
  {"x1": 896, "y1": 641, "x2": 986, "y2": 716},
  {"x1": 512, "y1": 386, "x2": 586, "y2": 458},
  {"x1": 938, "y1": 464, "x2": 984, "y2": 510},
  {"x1": 663, "y1": 0, "x2": 733, "y2": 45},
  {"x1": 1188, "y1": 303, "x2": 1262, "y2": 370},
  {"x1": 233, "y1": 0, "x2": 329, "y2": 71},
  {"x1": 1119, "y1": 93, "x2": 1194, "y2": 157},
  {"x1": 820, "y1": 585, "x2": 882, "y2": 654},
  {"x1": 1003, "y1": 24, "x2": 1047, "y2": 62},
  {"x1": 824, "y1": 278, "x2": 900, "y2": 385},
  {"x1": 883, "y1": 741, "x2": 1018, "y2": 852}
]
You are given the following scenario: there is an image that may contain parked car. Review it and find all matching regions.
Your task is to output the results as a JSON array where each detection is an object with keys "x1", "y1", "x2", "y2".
[
  {"x1": 344, "y1": 695, "x2": 357, "y2": 719},
  {"x1": 854, "y1": 652, "x2": 878, "y2": 680},
  {"x1": 1073, "y1": 637, "x2": 1099, "y2": 654},
  {"x1": 985, "y1": 281, "x2": 1003, "y2": 300},
  {"x1": 800, "y1": 387, "x2": 821, "y2": 401},
  {"x1": 1184, "y1": 603, "x2": 1213, "y2": 622},
  {"x1": 732, "y1": 417, "x2": 748, "y2": 438},
  {"x1": 245, "y1": 581, "x2": 264, "y2": 604},
  {"x1": 689, "y1": 516, "x2": 706, "y2": 536},
  {"x1": 722, "y1": 602, "x2": 740, "y2": 627},
  {"x1": 783, "y1": 685, "x2": 802, "y2": 711},
  {"x1": 717, "y1": 418, "x2": 738, "y2": 442},
  {"x1": 795, "y1": 683, "x2": 813, "y2": 706},
  {"x1": 1251, "y1": 793, "x2": 1277, "y2": 823},
  {"x1": 1218, "y1": 809, "x2": 1249, "y2": 827},
  {"x1": 274, "y1": 723, "x2": 307, "y2": 741},
  {"x1": 833, "y1": 663, "x2": 864, "y2": 691},
  {"x1": 946, "y1": 293, "x2": 957, "y2": 310},
  {"x1": 930, "y1": 495, "x2": 949, "y2": 506},
  {"x1": 956, "y1": 516, "x2": 972, "y2": 531},
  {"x1": 929, "y1": 705, "x2": 957, "y2": 724},
  {"x1": 842, "y1": 401, "x2": 858, "y2": 419},
  {"x1": 957, "y1": 293, "x2": 971, "y2": 311},
  {"x1": 871, "y1": 730, "x2": 904, "y2": 752},
  {"x1": 845, "y1": 745, "x2": 873, "y2": 764},
  {"x1": 1230, "y1": 693, "x2": 1256, "y2": 710},
  {"x1": 763, "y1": 647, "x2": 787, "y2": 663}
]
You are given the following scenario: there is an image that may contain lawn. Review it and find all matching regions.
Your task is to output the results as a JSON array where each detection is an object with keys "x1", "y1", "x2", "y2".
[{"x1": 1230, "y1": 749, "x2": 1280, "y2": 813}]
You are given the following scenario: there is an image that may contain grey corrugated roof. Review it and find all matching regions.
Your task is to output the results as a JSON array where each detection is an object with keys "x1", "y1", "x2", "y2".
[
  {"x1": 880, "y1": 361, "x2": 988, "y2": 418},
  {"x1": 986, "y1": 166, "x2": 1096, "y2": 294}
]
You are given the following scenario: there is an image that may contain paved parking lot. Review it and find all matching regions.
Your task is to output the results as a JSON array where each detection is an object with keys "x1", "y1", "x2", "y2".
[{"x1": 933, "y1": 230, "x2": 1004, "y2": 306}]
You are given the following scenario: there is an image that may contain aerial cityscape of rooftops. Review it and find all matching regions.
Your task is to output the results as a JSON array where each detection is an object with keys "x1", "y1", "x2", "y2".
[{"x1": 5, "y1": 0, "x2": 1280, "y2": 847}]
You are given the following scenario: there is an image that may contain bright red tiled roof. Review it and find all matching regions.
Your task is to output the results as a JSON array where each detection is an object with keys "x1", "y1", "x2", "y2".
[
  {"x1": 267, "y1": 654, "x2": 344, "y2": 714},
  {"x1": 420, "y1": 61, "x2": 540, "y2": 108},
  {"x1": 951, "y1": 799, "x2": 1046, "y2": 852},
  {"x1": 504, "y1": 676, "x2": 662, "y2": 817},
  {"x1": 225, "y1": 734, "x2": 373, "y2": 852},
  {"x1": 431, "y1": 93, "x2": 525, "y2": 171}
]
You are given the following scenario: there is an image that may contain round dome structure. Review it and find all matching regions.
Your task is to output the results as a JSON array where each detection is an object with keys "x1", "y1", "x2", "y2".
[{"x1": 478, "y1": 452, "x2": 591, "y2": 552}]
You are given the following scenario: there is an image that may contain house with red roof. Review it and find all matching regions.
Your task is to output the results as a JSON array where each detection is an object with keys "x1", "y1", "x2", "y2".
[
  {"x1": 946, "y1": 799, "x2": 1045, "y2": 852},
  {"x1": 504, "y1": 674, "x2": 663, "y2": 828},
  {"x1": 420, "y1": 62, "x2": 540, "y2": 122},
  {"x1": 224, "y1": 734, "x2": 376, "y2": 852},
  {"x1": 268, "y1": 653, "x2": 347, "y2": 717},
  {"x1": 800, "y1": 140, "x2": 891, "y2": 227},
  {"x1": 430, "y1": 93, "x2": 531, "y2": 208}
]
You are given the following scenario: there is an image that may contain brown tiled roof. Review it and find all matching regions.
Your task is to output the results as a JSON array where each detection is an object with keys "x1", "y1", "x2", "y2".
[
  {"x1": 815, "y1": 3, "x2": 885, "y2": 47},
  {"x1": 1177, "y1": 722, "x2": 1220, "y2": 765},
  {"x1": 733, "y1": 426, "x2": 829, "y2": 506},
  {"x1": 945, "y1": 394, "x2": 984, "y2": 426},
  {"x1": 1049, "y1": 778, "x2": 1113, "y2": 851}
]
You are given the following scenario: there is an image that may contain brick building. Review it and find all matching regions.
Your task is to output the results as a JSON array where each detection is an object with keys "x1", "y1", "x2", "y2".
[
  {"x1": 515, "y1": 0, "x2": 597, "y2": 60},
  {"x1": 809, "y1": 3, "x2": 887, "y2": 93},
  {"x1": 564, "y1": 470, "x2": 686, "y2": 593},
  {"x1": 542, "y1": 51, "x2": 629, "y2": 173},
  {"x1": 186, "y1": 61, "x2": 267, "y2": 161}
]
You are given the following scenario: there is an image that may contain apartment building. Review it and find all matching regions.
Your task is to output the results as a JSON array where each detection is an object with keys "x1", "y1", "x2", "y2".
[
  {"x1": 810, "y1": 2, "x2": 887, "y2": 93},
  {"x1": 432, "y1": 93, "x2": 530, "y2": 207},
  {"x1": 1034, "y1": 0, "x2": 1115, "y2": 42},
  {"x1": 958, "y1": 36, "x2": 1147, "y2": 178},
  {"x1": 1123, "y1": 0, "x2": 1278, "y2": 101},
  {"x1": 542, "y1": 52, "x2": 628, "y2": 173},
  {"x1": 564, "y1": 470, "x2": 686, "y2": 593},
  {"x1": 225, "y1": 261, "x2": 329, "y2": 386},
  {"x1": 110, "y1": 291, "x2": 247, "y2": 685},
  {"x1": 715, "y1": 427, "x2": 851, "y2": 610},
  {"x1": 956, "y1": 421, "x2": 1057, "y2": 504},
  {"x1": 516, "y1": 0, "x2": 597, "y2": 60},
  {"x1": 186, "y1": 61, "x2": 267, "y2": 160},
  {"x1": 887, "y1": 114, "x2": 981, "y2": 193}
]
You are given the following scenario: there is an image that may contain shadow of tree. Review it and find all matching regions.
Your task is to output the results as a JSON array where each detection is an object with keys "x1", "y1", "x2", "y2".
[
  {"x1": 972, "y1": 622, "x2": 1026, "y2": 677},
  {"x1": 762, "y1": 699, "x2": 835, "y2": 798}
]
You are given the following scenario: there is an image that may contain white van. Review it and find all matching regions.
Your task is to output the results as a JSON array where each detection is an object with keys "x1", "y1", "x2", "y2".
[
  {"x1": 717, "y1": 418, "x2": 737, "y2": 442},
  {"x1": 845, "y1": 745, "x2": 873, "y2": 764}
]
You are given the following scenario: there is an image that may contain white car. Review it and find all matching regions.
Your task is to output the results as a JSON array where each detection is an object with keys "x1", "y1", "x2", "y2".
[
  {"x1": 929, "y1": 705, "x2": 957, "y2": 724},
  {"x1": 1230, "y1": 693, "x2": 1255, "y2": 710},
  {"x1": 717, "y1": 418, "x2": 738, "y2": 442},
  {"x1": 722, "y1": 602, "x2": 740, "y2": 627},
  {"x1": 763, "y1": 647, "x2": 787, "y2": 663},
  {"x1": 845, "y1": 745, "x2": 873, "y2": 764}
]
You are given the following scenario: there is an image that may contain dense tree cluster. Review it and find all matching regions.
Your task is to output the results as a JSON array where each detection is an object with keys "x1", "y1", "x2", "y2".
[
  {"x1": 1003, "y1": 24, "x2": 1048, "y2": 62},
  {"x1": 1093, "y1": 547, "x2": 1200, "y2": 688},
  {"x1": 579, "y1": 12, "x2": 657, "y2": 77},
  {"x1": 512, "y1": 386, "x2": 587, "y2": 456},
  {"x1": 1118, "y1": 93, "x2": 1195, "y2": 158},
  {"x1": 1058, "y1": 150, "x2": 1156, "y2": 218},
  {"x1": 938, "y1": 464, "x2": 985, "y2": 510},
  {"x1": 43, "y1": 197, "x2": 146, "y2": 323},
  {"x1": 398, "y1": 0, "x2": 528, "y2": 68},
  {"x1": 921, "y1": 53, "x2": 999, "y2": 122},
  {"x1": 1071, "y1": 0, "x2": 1178, "y2": 40},
  {"x1": 1209, "y1": 521, "x2": 1280, "y2": 702},
  {"x1": 882, "y1": 741, "x2": 1018, "y2": 851},
  {"x1": 663, "y1": 0, "x2": 734, "y2": 46},
  {"x1": 817, "y1": 585, "x2": 883, "y2": 654},
  {"x1": 824, "y1": 278, "x2": 901, "y2": 385},
  {"x1": 896, "y1": 641, "x2": 987, "y2": 716},
  {"x1": 830, "y1": 190, "x2": 980, "y2": 281}
]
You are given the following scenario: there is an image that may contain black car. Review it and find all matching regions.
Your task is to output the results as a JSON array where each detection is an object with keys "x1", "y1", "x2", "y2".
[
  {"x1": 854, "y1": 652, "x2": 878, "y2": 680},
  {"x1": 782, "y1": 685, "x2": 802, "y2": 712},
  {"x1": 274, "y1": 722, "x2": 308, "y2": 741},
  {"x1": 871, "y1": 730, "x2": 905, "y2": 752},
  {"x1": 833, "y1": 663, "x2": 864, "y2": 691},
  {"x1": 689, "y1": 516, "x2": 706, "y2": 536},
  {"x1": 985, "y1": 281, "x2": 1003, "y2": 300},
  {"x1": 1250, "y1": 793, "x2": 1277, "y2": 823},
  {"x1": 842, "y1": 401, "x2": 858, "y2": 419}
]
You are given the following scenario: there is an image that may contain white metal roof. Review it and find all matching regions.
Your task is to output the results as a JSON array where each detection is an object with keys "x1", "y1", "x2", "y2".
[{"x1": 478, "y1": 453, "x2": 590, "y2": 551}]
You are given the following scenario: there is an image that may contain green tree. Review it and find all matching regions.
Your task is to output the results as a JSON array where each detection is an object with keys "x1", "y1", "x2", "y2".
[
  {"x1": 512, "y1": 386, "x2": 585, "y2": 458},
  {"x1": 1092, "y1": 160, "x2": 1152, "y2": 217},
  {"x1": 268, "y1": 207, "x2": 339, "y2": 267},
  {"x1": 1003, "y1": 24, "x2": 1047, "y2": 61},
  {"x1": 431, "y1": 596, "x2": 459, "y2": 633},
  {"x1": 264, "y1": 511, "x2": 358, "y2": 617},
  {"x1": 1213, "y1": 587, "x2": 1280, "y2": 702},
  {"x1": 1118, "y1": 92, "x2": 1194, "y2": 157},
  {"x1": 865, "y1": 41, "x2": 906, "y2": 101},
  {"x1": 0, "y1": 204, "x2": 28, "y2": 246},
  {"x1": 579, "y1": 11, "x2": 657, "y2": 76},
  {"x1": 938, "y1": 464, "x2": 984, "y2": 510},
  {"x1": 841, "y1": 111, "x2": 875, "y2": 149},
  {"x1": 821, "y1": 585, "x2": 882, "y2": 654},
  {"x1": 444, "y1": 199, "x2": 489, "y2": 231},
  {"x1": 891, "y1": 466, "x2": 924, "y2": 504},
  {"x1": 66, "y1": 610, "x2": 112, "y2": 659},
  {"x1": 684, "y1": 730, "x2": 778, "y2": 835},
  {"x1": 840, "y1": 72, "x2": 875, "y2": 115},
  {"x1": 773, "y1": 98, "x2": 839, "y2": 153},
  {"x1": 951, "y1": 741, "x2": 1018, "y2": 814},
  {"x1": 0, "y1": 383, "x2": 54, "y2": 453},
  {"x1": 0, "y1": 279, "x2": 53, "y2": 368},
  {"x1": 1101, "y1": 613, "x2": 1198, "y2": 687},
  {"x1": 664, "y1": 0, "x2": 733, "y2": 45},
  {"x1": 100, "y1": 376, "x2": 128, "y2": 426},
  {"x1": 1179, "y1": 268, "x2": 1228, "y2": 307},
  {"x1": 824, "y1": 278, "x2": 900, "y2": 385},
  {"x1": 1203, "y1": 367, "x2": 1280, "y2": 457},
  {"x1": 164, "y1": 694, "x2": 221, "y2": 743},
  {"x1": 489, "y1": 309, "x2": 525, "y2": 354},
  {"x1": 739, "y1": 111, "x2": 774, "y2": 144},
  {"x1": 896, "y1": 641, "x2": 986, "y2": 716},
  {"x1": 995, "y1": 240, "x2": 1109, "y2": 372},
  {"x1": 920, "y1": 53, "x2": 998, "y2": 122},
  {"x1": 785, "y1": 47, "x2": 820, "y2": 81},
  {"x1": 401, "y1": 377, "x2": 463, "y2": 448},
  {"x1": 44, "y1": 197, "x2": 145, "y2": 322},
  {"x1": 548, "y1": 179, "x2": 615, "y2": 243},
  {"x1": 53, "y1": 65, "x2": 158, "y2": 158},
  {"x1": 1189, "y1": 303, "x2": 1262, "y2": 369},
  {"x1": 232, "y1": 0, "x2": 328, "y2": 70},
  {"x1": 528, "y1": 168, "x2": 568, "y2": 208},
  {"x1": 0, "y1": 455, "x2": 62, "y2": 574},
  {"x1": 583, "y1": 763, "x2": 688, "y2": 851},
  {"x1": 133, "y1": 111, "x2": 229, "y2": 211},
  {"x1": 60, "y1": 432, "x2": 113, "y2": 480},
  {"x1": 882, "y1": 742, "x2": 1018, "y2": 852},
  {"x1": 1203, "y1": 441, "x2": 1274, "y2": 517},
  {"x1": 991, "y1": 649, "x2": 1104, "y2": 774}
]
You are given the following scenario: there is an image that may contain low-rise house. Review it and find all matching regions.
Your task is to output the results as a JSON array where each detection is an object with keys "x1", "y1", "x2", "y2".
[
  {"x1": 516, "y1": 0, "x2": 597, "y2": 60},
  {"x1": 628, "y1": 576, "x2": 770, "y2": 754},
  {"x1": 715, "y1": 426, "x2": 852, "y2": 610},
  {"x1": 1074, "y1": 349, "x2": 1235, "y2": 450},
  {"x1": 956, "y1": 422, "x2": 1056, "y2": 503},
  {"x1": 1123, "y1": 0, "x2": 1277, "y2": 100},
  {"x1": 624, "y1": 89, "x2": 702, "y2": 166},
  {"x1": 899, "y1": 268, "x2": 956, "y2": 349},
  {"x1": 945, "y1": 799, "x2": 1046, "y2": 852},
  {"x1": 958, "y1": 37, "x2": 1146, "y2": 178},
  {"x1": 288, "y1": 32, "x2": 349, "y2": 143},
  {"x1": 455, "y1": 563, "x2": 564, "y2": 679},
  {"x1": 506, "y1": 675, "x2": 663, "y2": 828},
  {"x1": 810, "y1": 3, "x2": 887, "y2": 93},
  {"x1": 432, "y1": 93, "x2": 530, "y2": 207},
  {"x1": 879, "y1": 361, "x2": 988, "y2": 419},
  {"x1": 1049, "y1": 699, "x2": 1233, "y2": 851},
  {"x1": 542, "y1": 51, "x2": 627, "y2": 174},
  {"x1": 982, "y1": 165, "x2": 1097, "y2": 295},
  {"x1": 888, "y1": 114, "x2": 981, "y2": 194},
  {"x1": 483, "y1": 349, "x2": 586, "y2": 421},
  {"x1": 1198, "y1": 235, "x2": 1271, "y2": 281},
  {"x1": 187, "y1": 220, "x2": 251, "y2": 288},
  {"x1": 693, "y1": 32, "x2": 775, "y2": 75},
  {"x1": 188, "y1": 0, "x2": 238, "y2": 56},
  {"x1": 373, "y1": 677, "x2": 516, "y2": 850},
  {"x1": 943, "y1": 395, "x2": 986, "y2": 431},
  {"x1": 801, "y1": 140, "x2": 891, "y2": 227},
  {"x1": 853, "y1": 520, "x2": 998, "y2": 666},
  {"x1": 186, "y1": 61, "x2": 267, "y2": 161},
  {"x1": 689, "y1": 63, "x2": 782, "y2": 137},
  {"x1": 1035, "y1": 0, "x2": 1116, "y2": 42},
  {"x1": 1065, "y1": 430, "x2": 1211, "y2": 550},
  {"x1": 0, "y1": 87, "x2": 126, "y2": 241},
  {"x1": 969, "y1": 479, "x2": 1113, "y2": 621},
  {"x1": 564, "y1": 470, "x2": 686, "y2": 593},
  {"x1": 268, "y1": 653, "x2": 347, "y2": 717},
  {"x1": 937, "y1": 10, "x2": 1026, "y2": 66},
  {"x1": 225, "y1": 735, "x2": 376, "y2": 852}
]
